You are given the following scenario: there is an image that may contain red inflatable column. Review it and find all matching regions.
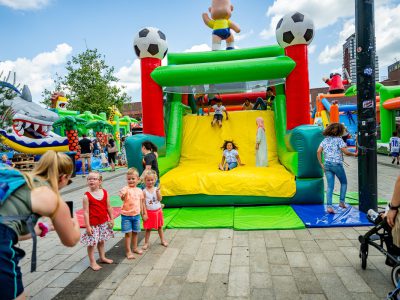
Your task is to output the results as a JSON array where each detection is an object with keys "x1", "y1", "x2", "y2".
[
  {"x1": 141, "y1": 57, "x2": 164, "y2": 136},
  {"x1": 285, "y1": 45, "x2": 310, "y2": 130}
]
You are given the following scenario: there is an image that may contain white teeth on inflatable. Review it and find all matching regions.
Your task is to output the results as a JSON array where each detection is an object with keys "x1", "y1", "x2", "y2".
[
  {"x1": 19, "y1": 128, "x2": 24, "y2": 135},
  {"x1": 42, "y1": 125, "x2": 48, "y2": 132},
  {"x1": 15, "y1": 122, "x2": 23, "y2": 131},
  {"x1": 24, "y1": 122, "x2": 31, "y2": 129},
  {"x1": 34, "y1": 124, "x2": 40, "y2": 131}
]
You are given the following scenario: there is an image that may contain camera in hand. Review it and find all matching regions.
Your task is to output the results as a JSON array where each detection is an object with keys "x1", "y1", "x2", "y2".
[{"x1": 65, "y1": 201, "x2": 74, "y2": 217}]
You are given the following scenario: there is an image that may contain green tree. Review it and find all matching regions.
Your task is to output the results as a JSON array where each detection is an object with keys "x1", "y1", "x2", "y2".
[{"x1": 42, "y1": 49, "x2": 130, "y2": 113}]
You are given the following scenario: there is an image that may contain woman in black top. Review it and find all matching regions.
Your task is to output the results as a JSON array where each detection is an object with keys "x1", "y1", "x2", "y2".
[{"x1": 106, "y1": 138, "x2": 118, "y2": 171}]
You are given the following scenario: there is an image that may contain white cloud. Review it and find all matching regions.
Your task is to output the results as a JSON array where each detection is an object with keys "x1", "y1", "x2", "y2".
[
  {"x1": 115, "y1": 59, "x2": 141, "y2": 101},
  {"x1": 0, "y1": 0, "x2": 50, "y2": 10},
  {"x1": 308, "y1": 45, "x2": 317, "y2": 54},
  {"x1": 234, "y1": 29, "x2": 254, "y2": 42},
  {"x1": 317, "y1": 1, "x2": 400, "y2": 68},
  {"x1": 184, "y1": 44, "x2": 211, "y2": 53},
  {"x1": 318, "y1": 19, "x2": 355, "y2": 64},
  {"x1": 262, "y1": 0, "x2": 354, "y2": 41},
  {"x1": 0, "y1": 43, "x2": 72, "y2": 102}
]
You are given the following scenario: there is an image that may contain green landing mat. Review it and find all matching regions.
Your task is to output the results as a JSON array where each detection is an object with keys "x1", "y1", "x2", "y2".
[
  {"x1": 330, "y1": 192, "x2": 388, "y2": 205},
  {"x1": 112, "y1": 208, "x2": 180, "y2": 231},
  {"x1": 166, "y1": 207, "x2": 234, "y2": 229},
  {"x1": 110, "y1": 195, "x2": 121, "y2": 207},
  {"x1": 234, "y1": 206, "x2": 305, "y2": 230}
]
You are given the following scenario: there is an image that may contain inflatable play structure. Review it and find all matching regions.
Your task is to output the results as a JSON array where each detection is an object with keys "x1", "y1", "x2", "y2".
[
  {"x1": 126, "y1": 12, "x2": 325, "y2": 207},
  {"x1": 0, "y1": 85, "x2": 137, "y2": 156},
  {"x1": 314, "y1": 93, "x2": 359, "y2": 146}
]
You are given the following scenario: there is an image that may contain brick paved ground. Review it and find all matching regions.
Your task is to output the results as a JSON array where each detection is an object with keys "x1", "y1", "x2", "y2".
[{"x1": 17, "y1": 154, "x2": 400, "y2": 299}]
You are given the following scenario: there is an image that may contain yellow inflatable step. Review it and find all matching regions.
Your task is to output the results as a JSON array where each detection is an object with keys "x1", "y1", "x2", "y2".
[{"x1": 161, "y1": 110, "x2": 295, "y2": 198}]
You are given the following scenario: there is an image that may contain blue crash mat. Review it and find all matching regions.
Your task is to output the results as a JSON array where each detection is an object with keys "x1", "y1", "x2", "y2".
[{"x1": 291, "y1": 204, "x2": 371, "y2": 228}]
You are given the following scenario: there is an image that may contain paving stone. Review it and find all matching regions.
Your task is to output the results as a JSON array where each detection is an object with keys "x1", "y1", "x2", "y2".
[
  {"x1": 251, "y1": 288, "x2": 275, "y2": 299},
  {"x1": 210, "y1": 254, "x2": 231, "y2": 274},
  {"x1": 228, "y1": 265, "x2": 250, "y2": 297},
  {"x1": 339, "y1": 246, "x2": 376, "y2": 269},
  {"x1": 282, "y1": 238, "x2": 302, "y2": 252},
  {"x1": 168, "y1": 253, "x2": 195, "y2": 276},
  {"x1": 334, "y1": 266, "x2": 372, "y2": 293},
  {"x1": 203, "y1": 274, "x2": 229, "y2": 299},
  {"x1": 169, "y1": 236, "x2": 187, "y2": 248},
  {"x1": 36, "y1": 254, "x2": 69, "y2": 272},
  {"x1": 113, "y1": 274, "x2": 146, "y2": 296},
  {"x1": 132, "y1": 286, "x2": 159, "y2": 299},
  {"x1": 187, "y1": 260, "x2": 211, "y2": 283},
  {"x1": 22, "y1": 270, "x2": 46, "y2": 286},
  {"x1": 249, "y1": 235, "x2": 267, "y2": 254},
  {"x1": 356, "y1": 268, "x2": 392, "y2": 298},
  {"x1": 287, "y1": 252, "x2": 310, "y2": 268},
  {"x1": 295, "y1": 229, "x2": 314, "y2": 241},
  {"x1": 179, "y1": 282, "x2": 205, "y2": 300},
  {"x1": 52, "y1": 260, "x2": 77, "y2": 270},
  {"x1": 86, "y1": 288, "x2": 114, "y2": 300},
  {"x1": 181, "y1": 237, "x2": 202, "y2": 255},
  {"x1": 191, "y1": 229, "x2": 206, "y2": 238},
  {"x1": 218, "y1": 229, "x2": 233, "y2": 240},
  {"x1": 278, "y1": 230, "x2": 296, "y2": 239},
  {"x1": 195, "y1": 242, "x2": 216, "y2": 261},
  {"x1": 272, "y1": 275, "x2": 299, "y2": 299},
  {"x1": 333, "y1": 239, "x2": 353, "y2": 247},
  {"x1": 30, "y1": 287, "x2": 62, "y2": 300},
  {"x1": 264, "y1": 231, "x2": 283, "y2": 248},
  {"x1": 299, "y1": 294, "x2": 327, "y2": 300},
  {"x1": 306, "y1": 253, "x2": 335, "y2": 274},
  {"x1": 300, "y1": 240, "x2": 322, "y2": 254},
  {"x1": 130, "y1": 253, "x2": 161, "y2": 275},
  {"x1": 48, "y1": 272, "x2": 79, "y2": 288},
  {"x1": 202, "y1": 229, "x2": 219, "y2": 244},
  {"x1": 269, "y1": 264, "x2": 292, "y2": 276},
  {"x1": 323, "y1": 250, "x2": 352, "y2": 267},
  {"x1": 249, "y1": 252, "x2": 269, "y2": 273},
  {"x1": 250, "y1": 272, "x2": 272, "y2": 289},
  {"x1": 156, "y1": 275, "x2": 186, "y2": 300},
  {"x1": 267, "y1": 247, "x2": 288, "y2": 265},
  {"x1": 231, "y1": 246, "x2": 249, "y2": 266},
  {"x1": 25, "y1": 269, "x2": 64, "y2": 297},
  {"x1": 154, "y1": 247, "x2": 180, "y2": 270},
  {"x1": 233, "y1": 231, "x2": 249, "y2": 247},
  {"x1": 98, "y1": 264, "x2": 132, "y2": 289},
  {"x1": 292, "y1": 267, "x2": 324, "y2": 294},
  {"x1": 215, "y1": 238, "x2": 233, "y2": 255},
  {"x1": 350, "y1": 292, "x2": 379, "y2": 299},
  {"x1": 142, "y1": 269, "x2": 169, "y2": 287},
  {"x1": 317, "y1": 273, "x2": 353, "y2": 300},
  {"x1": 315, "y1": 239, "x2": 338, "y2": 251}
]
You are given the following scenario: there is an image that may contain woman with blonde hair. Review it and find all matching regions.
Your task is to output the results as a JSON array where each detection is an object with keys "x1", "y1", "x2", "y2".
[{"x1": 0, "y1": 151, "x2": 81, "y2": 300}]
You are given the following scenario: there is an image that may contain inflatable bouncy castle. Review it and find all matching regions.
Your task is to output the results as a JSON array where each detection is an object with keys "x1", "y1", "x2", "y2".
[{"x1": 126, "y1": 12, "x2": 324, "y2": 207}]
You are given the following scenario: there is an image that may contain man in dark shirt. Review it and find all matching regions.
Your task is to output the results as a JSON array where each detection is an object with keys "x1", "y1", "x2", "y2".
[
  {"x1": 78, "y1": 134, "x2": 93, "y2": 177},
  {"x1": 253, "y1": 87, "x2": 275, "y2": 110}
]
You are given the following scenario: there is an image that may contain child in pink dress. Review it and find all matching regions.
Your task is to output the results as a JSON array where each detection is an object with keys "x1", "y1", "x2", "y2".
[
  {"x1": 119, "y1": 168, "x2": 145, "y2": 259},
  {"x1": 142, "y1": 170, "x2": 168, "y2": 250}
]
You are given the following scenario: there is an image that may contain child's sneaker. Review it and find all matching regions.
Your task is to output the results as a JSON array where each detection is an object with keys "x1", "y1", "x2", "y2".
[{"x1": 392, "y1": 158, "x2": 396, "y2": 164}]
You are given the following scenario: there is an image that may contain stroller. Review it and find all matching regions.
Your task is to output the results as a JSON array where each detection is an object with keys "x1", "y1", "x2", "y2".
[{"x1": 359, "y1": 210, "x2": 400, "y2": 298}]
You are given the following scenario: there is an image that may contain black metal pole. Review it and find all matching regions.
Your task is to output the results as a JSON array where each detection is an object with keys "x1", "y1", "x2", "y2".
[{"x1": 356, "y1": 0, "x2": 377, "y2": 213}]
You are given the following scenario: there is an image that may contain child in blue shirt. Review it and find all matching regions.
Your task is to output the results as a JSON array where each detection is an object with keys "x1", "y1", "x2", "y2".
[
  {"x1": 317, "y1": 123, "x2": 357, "y2": 214},
  {"x1": 218, "y1": 140, "x2": 244, "y2": 171},
  {"x1": 390, "y1": 132, "x2": 400, "y2": 165}
]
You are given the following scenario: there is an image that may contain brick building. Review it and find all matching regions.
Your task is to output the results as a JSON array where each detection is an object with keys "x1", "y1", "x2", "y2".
[
  {"x1": 381, "y1": 61, "x2": 400, "y2": 86},
  {"x1": 122, "y1": 102, "x2": 142, "y2": 119}
]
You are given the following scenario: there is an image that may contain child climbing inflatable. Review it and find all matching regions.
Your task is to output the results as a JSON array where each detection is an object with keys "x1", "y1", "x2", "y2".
[
  {"x1": 202, "y1": 0, "x2": 241, "y2": 50},
  {"x1": 322, "y1": 73, "x2": 351, "y2": 94}
]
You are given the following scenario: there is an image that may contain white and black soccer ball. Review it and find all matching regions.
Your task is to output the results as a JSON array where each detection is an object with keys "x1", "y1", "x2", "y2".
[
  {"x1": 275, "y1": 12, "x2": 314, "y2": 48},
  {"x1": 133, "y1": 27, "x2": 168, "y2": 60}
]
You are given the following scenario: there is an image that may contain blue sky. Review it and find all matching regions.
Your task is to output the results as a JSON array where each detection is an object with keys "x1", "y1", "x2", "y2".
[{"x1": 1, "y1": 0, "x2": 400, "y2": 103}]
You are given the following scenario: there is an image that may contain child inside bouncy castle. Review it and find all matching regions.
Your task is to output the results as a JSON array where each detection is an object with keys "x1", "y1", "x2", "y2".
[
  {"x1": 219, "y1": 140, "x2": 244, "y2": 171},
  {"x1": 390, "y1": 132, "x2": 400, "y2": 165},
  {"x1": 209, "y1": 99, "x2": 229, "y2": 127}
]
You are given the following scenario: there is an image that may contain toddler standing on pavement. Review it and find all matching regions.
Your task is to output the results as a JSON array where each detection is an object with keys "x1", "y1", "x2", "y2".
[{"x1": 119, "y1": 168, "x2": 145, "y2": 259}]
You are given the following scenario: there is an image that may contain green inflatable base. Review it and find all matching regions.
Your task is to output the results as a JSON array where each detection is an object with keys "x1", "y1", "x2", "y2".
[
  {"x1": 167, "y1": 207, "x2": 234, "y2": 229},
  {"x1": 234, "y1": 206, "x2": 305, "y2": 231},
  {"x1": 330, "y1": 191, "x2": 388, "y2": 205},
  {"x1": 163, "y1": 177, "x2": 324, "y2": 207}
]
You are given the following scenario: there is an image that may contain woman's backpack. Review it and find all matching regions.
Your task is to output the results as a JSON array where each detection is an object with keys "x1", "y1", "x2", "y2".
[{"x1": 0, "y1": 166, "x2": 39, "y2": 272}]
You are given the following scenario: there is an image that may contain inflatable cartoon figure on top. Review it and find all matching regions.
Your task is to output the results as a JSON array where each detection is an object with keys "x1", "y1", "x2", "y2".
[
  {"x1": 202, "y1": 0, "x2": 241, "y2": 50},
  {"x1": 322, "y1": 73, "x2": 351, "y2": 94}
]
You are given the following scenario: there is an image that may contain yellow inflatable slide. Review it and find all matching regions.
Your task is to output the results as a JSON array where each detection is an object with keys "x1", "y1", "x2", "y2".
[{"x1": 161, "y1": 110, "x2": 295, "y2": 197}]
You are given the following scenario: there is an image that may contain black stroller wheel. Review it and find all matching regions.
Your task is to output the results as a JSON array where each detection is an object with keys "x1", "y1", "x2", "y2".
[
  {"x1": 360, "y1": 243, "x2": 368, "y2": 270},
  {"x1": 391, "y1": 264, "x2": 400, "y2": 287}
]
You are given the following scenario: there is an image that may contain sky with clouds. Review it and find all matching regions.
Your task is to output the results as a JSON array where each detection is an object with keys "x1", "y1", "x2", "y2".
[{"x1": 1, "y1": 0, "x2": 400, "y2": 103}]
